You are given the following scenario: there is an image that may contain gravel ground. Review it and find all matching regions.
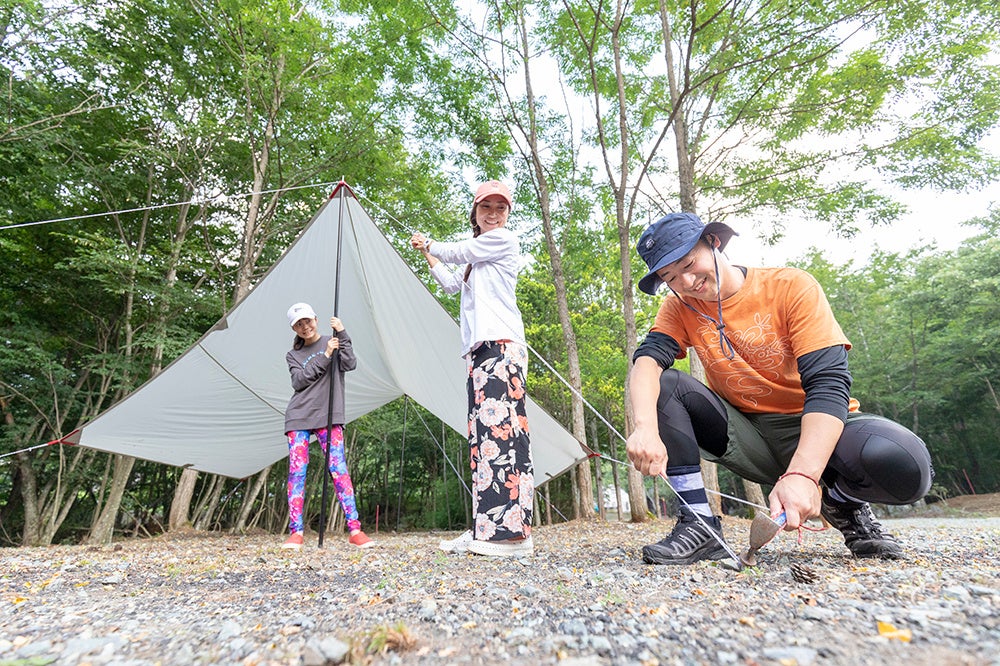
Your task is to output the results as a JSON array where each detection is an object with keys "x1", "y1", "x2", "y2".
[{"x1": 1, "y1": 515, "x2": 998, "y2": 666}]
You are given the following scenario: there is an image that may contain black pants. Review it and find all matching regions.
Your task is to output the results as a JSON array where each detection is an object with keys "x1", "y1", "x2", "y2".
[{"x1": 656, "y1": 369, "x2": 934, "y2": 505}]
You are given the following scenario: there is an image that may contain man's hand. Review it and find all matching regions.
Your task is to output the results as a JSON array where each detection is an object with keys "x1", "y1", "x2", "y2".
[
  {"x1": 626, "y1": 424, "x2": 669, "y2": 477},
  {"x1": 768, "y1": 473, "x2": 821, "y2": 530}
]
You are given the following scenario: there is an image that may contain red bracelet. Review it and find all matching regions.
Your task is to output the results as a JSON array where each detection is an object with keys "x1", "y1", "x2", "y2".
[{"x1": 778, "y1": 471, "x2": 820, "y2": 488}]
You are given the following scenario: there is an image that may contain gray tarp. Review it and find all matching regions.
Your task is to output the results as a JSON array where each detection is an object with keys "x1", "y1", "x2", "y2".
[{"x1": 61, "y1": 183, "x2": 587, "y2": 483}]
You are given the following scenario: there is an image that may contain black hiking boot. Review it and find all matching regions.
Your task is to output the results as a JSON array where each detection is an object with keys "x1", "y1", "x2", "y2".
[
  {"x1": 642, "y1": 508, "x2": 730, "y2": 565},
  {"x1": 821, "y1": 488, "x2": 903, "y2": 559}
]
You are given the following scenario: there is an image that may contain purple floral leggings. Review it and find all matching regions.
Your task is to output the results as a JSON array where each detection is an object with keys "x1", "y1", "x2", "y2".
[{"x1": 286, "y1": 425, "x2": 360, "y2": 534}]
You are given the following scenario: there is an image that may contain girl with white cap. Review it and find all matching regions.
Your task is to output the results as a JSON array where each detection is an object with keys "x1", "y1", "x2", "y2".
[{"x1": 281, "y1": 303, "x2": 372, "y2": 550}]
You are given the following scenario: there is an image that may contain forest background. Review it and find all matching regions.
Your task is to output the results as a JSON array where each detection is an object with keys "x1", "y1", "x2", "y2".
[{"x1": 1, "y1": 0, "x2": 998, "y2": 548}]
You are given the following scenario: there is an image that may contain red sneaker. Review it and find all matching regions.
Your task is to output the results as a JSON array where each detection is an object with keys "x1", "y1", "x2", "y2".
[
  {"x1": 281, "y1": 533, "x2": 304, "y2": 550},
  {"x1": 349, "y1": 531, "x2": 374, "y2": 548}
]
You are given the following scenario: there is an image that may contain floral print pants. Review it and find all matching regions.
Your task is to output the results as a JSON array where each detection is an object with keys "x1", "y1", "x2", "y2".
[
  {"x1": 467, "y1": 340, "x2": 534, "y2": 542},
  {"x1": 286, "y1": 425, "x2": 361, "y2": 534}
]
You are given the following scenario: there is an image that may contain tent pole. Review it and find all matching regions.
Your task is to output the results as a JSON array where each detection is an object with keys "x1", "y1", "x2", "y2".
[{"x1": 319, "y1": 184, "x2": 348, "y2": 549}]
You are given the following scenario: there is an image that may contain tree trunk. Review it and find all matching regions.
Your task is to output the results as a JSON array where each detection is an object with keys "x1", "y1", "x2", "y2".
[
  {"x1": 17, "y1": 452, "x2": 42, "y2": 546},
  {"x1": 701, "y1": 463, "x2": 723, "y2": 516},
  {"x1": 169, "y1": 468, "x2": 199, "y2": 530},
  {"x1": 627, "y1": 468, "x2": 647, "y2": 521},
  {"x1": 743, "y1": 479, "x2": 767, "y2": 512},
  {"x1": 509, "y1": 8, "x2": 593, "y2": 520},
  {"x1": 589, "y1": 419, "x2": 606, "y2": 520},
  {"x1": 233, "y1": 465, "x2": 271, "y2": 533},
  {"x1": 87, "y1": 454, "x2": 136, "y2": 545},
  {"x1": 594, "y1": 457, "x2": 606, "y2": 520},
  {"x1": 571, "y1": 464, "x2": 582, "y2": 521},
  {"x1": 88, "y1": 454, "x2": 112, "y2": 534},
  {"x1": 194, "y1": 476, "x2": 225, "y2": 530},
  {"x1": 609, "y1": 423, "x2": 623, "y2": 521},
  {"x1": 544, "y1": 485, "x2": 553, "y2": 525}
]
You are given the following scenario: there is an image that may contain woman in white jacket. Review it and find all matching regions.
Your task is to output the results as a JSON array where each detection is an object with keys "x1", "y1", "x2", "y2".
[{"x1": 410, "y1": 180, "x2": 535, "y2": 558}]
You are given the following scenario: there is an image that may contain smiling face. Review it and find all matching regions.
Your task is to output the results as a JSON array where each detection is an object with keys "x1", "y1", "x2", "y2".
[
  {"x1": 656, "y1": 238, "x2": 724, "y2": 301},
  {"x1": 291, "y1": 316, "x2": 321, "y2": 344},
  {"x1": 474, "y1": 194, "x2": 510, "y2": 232}
]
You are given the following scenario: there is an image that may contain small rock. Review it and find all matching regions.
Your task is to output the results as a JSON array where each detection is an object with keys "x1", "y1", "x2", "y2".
[
  {"x1": 303, "y1": 636, "x2": 350, "y2": 665},
  {"x1": 941, "y1": 585, "x2": 971, "y2": 600},
  {"x1": 801, "y1": 606, "x2": 837, "y2": 621},
  {"x1": 217, "y1": 620, "x2": 242, "y2": 641},
  {"x1": 762, "y1": 646, "x2": 818, "y2": 665},
  {"x1": 506, "y1": 627, "x2": 534, "y2": 645},
  {"x1": 590, "y1": 635, "x2": 612, "y2": 653},
  {"x1": 558, "y1": 619, "x2": 588, "y2": 636}
]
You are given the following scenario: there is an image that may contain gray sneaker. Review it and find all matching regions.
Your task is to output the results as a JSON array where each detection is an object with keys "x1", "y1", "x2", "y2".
[
  {"x1": 820, "y1": 488, "x2": 903, "y2": 559},
  {"x1": 642, "y1": 509, "x2": 730, "y2": 565}
]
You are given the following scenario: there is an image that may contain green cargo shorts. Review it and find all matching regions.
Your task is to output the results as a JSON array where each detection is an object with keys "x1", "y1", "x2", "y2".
[{"x1": 699, "y1": 404, "x2": 883, "y2": 486}]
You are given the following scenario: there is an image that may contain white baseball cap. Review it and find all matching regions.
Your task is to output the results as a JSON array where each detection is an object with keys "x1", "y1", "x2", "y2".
[{"x1": 286, "y1": 302, "x2": 317, "y2": 327}]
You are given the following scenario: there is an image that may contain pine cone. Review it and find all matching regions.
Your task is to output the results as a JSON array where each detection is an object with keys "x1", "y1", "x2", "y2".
[{"x1": 790, "y1": 562, "x2": 819, "y2": 584}]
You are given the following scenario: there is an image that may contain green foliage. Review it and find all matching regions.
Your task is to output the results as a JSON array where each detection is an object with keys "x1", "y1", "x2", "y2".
[{"x1": 801, "y1": 210, "x2": 1000, "y2": 496}]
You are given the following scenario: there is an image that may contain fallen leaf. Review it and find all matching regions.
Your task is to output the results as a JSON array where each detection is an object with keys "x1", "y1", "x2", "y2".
[{"x1": 877, "y1": 620, "x2": 912, "y2": 642}]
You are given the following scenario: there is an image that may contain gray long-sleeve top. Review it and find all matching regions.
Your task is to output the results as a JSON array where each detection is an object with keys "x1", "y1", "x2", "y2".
[{"x1": 283, "y1": 329, "x2": 357, "y2": 432}]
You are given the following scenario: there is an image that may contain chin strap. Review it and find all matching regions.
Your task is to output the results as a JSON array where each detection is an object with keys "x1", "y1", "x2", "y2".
[{"x1": 667, "y1": 248, "x2": 736, "y2": 360}]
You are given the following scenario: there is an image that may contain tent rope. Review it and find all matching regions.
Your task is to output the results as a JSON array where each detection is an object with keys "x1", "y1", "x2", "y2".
[
  {"x1": 409, "y1": 403, "x2": 473, "y2": 499},
  {"x1": 0, "y1": 180, "x2": 342, "y2": 231},
  {"x1": 0, "y1": 441, "x2": 59, "y2": 464}
]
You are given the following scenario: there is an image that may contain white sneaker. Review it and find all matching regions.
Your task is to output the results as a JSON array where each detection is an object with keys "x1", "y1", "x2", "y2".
[
  {"x1": 439, "y1": 530, "x2": 474, "y2": 553},
  {"x1": 468, "y1": 537, "x2": 534, "y2": 558}
]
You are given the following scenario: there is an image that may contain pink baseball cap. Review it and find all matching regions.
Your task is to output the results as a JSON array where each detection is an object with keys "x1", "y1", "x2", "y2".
[{"x1": 473, "y1": 180, "x2": 513, "y2": 207}]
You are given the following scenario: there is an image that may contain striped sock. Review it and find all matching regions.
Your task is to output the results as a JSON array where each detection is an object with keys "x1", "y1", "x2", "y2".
[{"x1": 667, "y1": 464, "x2": 713, "y2": 518}]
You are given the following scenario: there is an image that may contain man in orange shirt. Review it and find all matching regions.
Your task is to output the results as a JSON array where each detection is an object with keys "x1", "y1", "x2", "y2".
[{"x1": 627, "y1": 212, "x2": 933, "y2": 565}]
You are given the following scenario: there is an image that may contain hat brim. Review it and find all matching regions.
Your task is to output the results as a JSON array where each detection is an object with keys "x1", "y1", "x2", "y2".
[{"x1": 637, "y1": 222, "x2": 738, "y2": 295}]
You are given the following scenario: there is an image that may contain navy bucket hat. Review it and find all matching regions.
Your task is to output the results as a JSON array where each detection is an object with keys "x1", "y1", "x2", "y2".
[{"x1": 636, "y1": 212, "x2": 738, "y2": 295}]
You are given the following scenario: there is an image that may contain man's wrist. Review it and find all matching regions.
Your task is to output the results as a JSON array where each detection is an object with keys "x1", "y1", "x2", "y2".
[{"x1": 778, "y1": 470, "x2": 821, "y2": 488}]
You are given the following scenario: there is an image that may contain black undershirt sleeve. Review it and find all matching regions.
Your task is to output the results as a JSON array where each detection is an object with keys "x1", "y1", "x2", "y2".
[
  {"x1": 632, "y1": 331, "x2": 681, "y2": 369},
  {"x1": 797, "y1": 345, "x2": 852, "y2": 422}
]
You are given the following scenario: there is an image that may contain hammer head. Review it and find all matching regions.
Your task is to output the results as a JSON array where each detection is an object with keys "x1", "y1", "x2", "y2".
[{"x1": 739, "y1": 511, "x2": 786, "y2": 567}]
